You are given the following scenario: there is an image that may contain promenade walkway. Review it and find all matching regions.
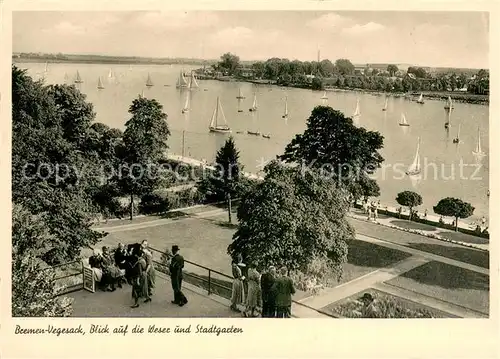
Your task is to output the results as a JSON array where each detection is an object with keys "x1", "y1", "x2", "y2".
[{"x1": 90, "y1": 203, "x2": 489, "y2": 318}]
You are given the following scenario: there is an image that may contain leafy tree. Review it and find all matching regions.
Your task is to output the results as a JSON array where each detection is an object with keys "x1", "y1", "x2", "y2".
[
  {"x1": 198, "y1": 137, "x2": 242, "y2": 223},
  {"x1": 407, "y1": 67, "x2": 428, "y2": 79},
  {"x1": 348, "y1": 174, "x2": 380, "y2": 207},
  {"x1": 311, "y1": 77, "x2": 324, "y2": 90},
  {"x1": 335, "y1": 59, "x2": 355, "y2": 75},
  {"x1": 387, "y1": 64, "x2": 399, "y2": 77},
  {"x1": 228, "y1": 160, "x2": 355, "y2": 286},
  {"x1": 12, "y1": 66, "x2": 106, "y2": 264},
  {"x1": 218, "y1": 52, "x2": 240, "y2": 76},
  {"x1": 395, "y1": 191, "x2": 423, "y2": 221},
  {"x1": 279, "y1": 106, "x2": 384, "y2": 200},
  {"x1": 433, "y1": 197, "x2": 474, "y2": 231},
  {"x1": 12, "y1": 204, "x2": 73, "y2": 317},
  {"x1": 119, "y1": 97, "x2": 171, "y2": 220}
]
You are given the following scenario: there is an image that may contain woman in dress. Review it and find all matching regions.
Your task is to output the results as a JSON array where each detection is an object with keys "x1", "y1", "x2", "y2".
[
  {"x1": 243, "y1": 263, "x2": 261, "y2": 317},
  {"x1": 130, "y1": 249, "x2": 149, "y2": 308},
  {"x1": 229, "y1": 258, "x2": 245, "y2": 312},
  {"x1": 102, "y1": 246, "x2": 125, "y2": 291}
]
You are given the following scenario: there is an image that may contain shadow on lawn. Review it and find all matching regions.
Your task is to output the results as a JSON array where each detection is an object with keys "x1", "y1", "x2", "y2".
[
  {"x1": 439, "y1": 231, "x2": 489, "y2": 245},
  {"x1": 390, "y1": 220, "x2": 436, "y2": 232},
  {"x1": 159, "y1": 211, "x2": 190, "y2": 220},
  {"x1": 345, "y1": 239, "x2": 412, "y2": 268},
  {"x1": 394, "y1": 261, "x2": 489, "y2": 291},
  {"x1": 408, "y1": 242, "x2": 489, "y2": 269}
]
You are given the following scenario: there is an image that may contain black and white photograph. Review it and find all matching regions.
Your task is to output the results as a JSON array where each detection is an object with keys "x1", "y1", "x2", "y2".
[{"x1": 7, "y1": 7, "x2": 492, "y2": 324}]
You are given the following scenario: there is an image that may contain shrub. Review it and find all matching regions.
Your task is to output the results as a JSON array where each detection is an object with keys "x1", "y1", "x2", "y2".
[{"x1": 139, "y1": 193, "x2": 171, "y2": 215}]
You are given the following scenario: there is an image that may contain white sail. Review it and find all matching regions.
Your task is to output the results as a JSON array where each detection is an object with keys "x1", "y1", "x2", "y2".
[
  {"x1": 74, "y1": 71, "x2": 83, "y2": 83},
  {"x1": 383, "y1": 98, "x2": 388, "y2": 111},
  {"x1": 44, "y1": 62, "x2": 48, "y2": 73},
  {"x1": 146, "y1": 73, "x2": 153, "y2": 87},
  {"x1": 182, "y1": 92, "x2": 190, "y2": 112},
  {"x1": 399, "y1": 113, "x2": 409, "y2": 126},
  {"x1": 209, "y1": 97, "x2": 230, "y2": 132},
  {"x1": 97, "y1": 77, "x2": 104, "y2": 89},
  {"x1": 108, "y1": 69, "x2": 114, "y2": 78},
  {"x1": 417, "y1": 93, "x2": 424, "y2": 103},
  {"x1": 188, "y1": 71, "x2": 199, "y2": 89},
  {"x1": 321, "y1": 91, "x2": 328, "y2": 100},
  {"x1": 282, "y1": 96, "x2": 288, "y2": 118},
  {"x1": 473, "y1": 127, "x2": 485, "y2": 156},
  {"x1": 64, "y1": 73, "x2": 69, "y2": 83},
  {"x1": 251, "y1": 93, "x2": 258, "y2": 110},
  {"x1": 406, "y1": 138, "x2": 421, "y2": 176},
  {"x1": 236, "y1": 88, "x2": 245, "y2": 99},
  {"x1": 353, "y1": 99, "x2": 360, "y2": 121},
  {"x1": 176, "y1": 71, "x2": 188, "y2": 88}
]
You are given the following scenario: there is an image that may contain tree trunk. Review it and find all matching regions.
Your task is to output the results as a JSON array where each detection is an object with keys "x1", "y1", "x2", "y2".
[
  {"x1": 227, "y1": 192, "x2": 232, "y2": 224},
  {"x1": 129, "y1": 194, "x2": 134, "y2": 221},
  {"x1": 408, "y1": 207, "x2": 412, "y2": 221},
  {"x1": 455, "y1": 216, "x2": 459, "y2": 232}
]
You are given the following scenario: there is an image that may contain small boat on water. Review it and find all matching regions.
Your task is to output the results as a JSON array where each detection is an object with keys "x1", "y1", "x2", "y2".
[
  {"x1": 44, "y1": 62, "x2": 48, "y2": 73},
  {"x1": 416, "y1": 93, "x2": 425, "y2": 104},
  {"x1": 181, "y1": 92, "x2": 190, "y2": 114},
  {"x1": 236, "y1": 88, "x2": 245, "y2": 99},
  {"x1": 188, "y1": 71, "x2": 199, "y2": 89},
  {"x1": 452, "y1": 124, "x2": 461, "y2": 144},
  {"x1": 406, "y1": 137, "x2": 422, "y2": 176},
  {"x1": 63, "y1": 73, "x2": 69, "y2": 84},
  {"x1": 176, "y1": 70, "x2": 189, "y2": 89},
  {"x1": 399, "y1": 113, "x2": 410, "y2": 126},
  {"x1": 472, "y1": 126, "x2": 486, "y2": 158},
  {"x1": 382, "y1": 98, "x2": 388, "y2": 111},
  {"x1": 146, "y1": 73, "x2": 154, "y2": 87},
  {"x1": 445, "y1": 110, "x2": 451, "y2": 129},
  {"x1": 249, "y1": 93, "x2": 258, "y2": 112},
  {"x1": 352, "y1": 98, "x2": 360, "y2": 122},
  {"x1": 247, "y1": 130, "x2": 261, "y2": 136},
  {"x1": 139, "y1": 90, "x2": 145, "y2": 98},
  {"x1": 262, "y1": 134, "x2": 271, "y2": 139},
  {"x1": 444, "y1": 96, "x2": 454, "y2": 110},
  {"x1": 236, "y1": 131, "x2": 244, "y2": 134},
  {"x1": 74, "y1": 71, "x2": 83, "y2": 84},
  {"x1": 320, "y1": 91, "x2": 328, "y2": 100},
  {"x1": 209, "y1": 97, "x2": 231, "y2": 134},
  {"x1": 282, "y1": 96, "x2": 289, "y2": 119},
  {"x1": 97, "y1": 77, "x2": 105, "y2": 90},
  {"x1": 108, "y1": 69, "x2": 114, "y2": 79}
]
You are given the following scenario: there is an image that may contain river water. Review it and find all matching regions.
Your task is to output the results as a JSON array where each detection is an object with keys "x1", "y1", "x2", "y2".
[{"x1": 18, "y1": 62, "x2": 489, "y2": 220}]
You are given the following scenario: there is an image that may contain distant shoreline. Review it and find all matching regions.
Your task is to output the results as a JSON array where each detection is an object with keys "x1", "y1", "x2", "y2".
[{"x1": 12, "y1": 57, "x2": 210, "y2": 67}]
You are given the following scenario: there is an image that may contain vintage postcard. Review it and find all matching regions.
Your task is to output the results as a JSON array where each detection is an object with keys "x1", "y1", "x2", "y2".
[{"x1": 0, "y1": 0, "x2": 498, "y2": 358}]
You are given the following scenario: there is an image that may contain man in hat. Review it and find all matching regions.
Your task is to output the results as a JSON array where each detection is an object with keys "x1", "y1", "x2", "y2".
[{"x1": 169, "y1": 245, "x2": 188, "y2": 306}]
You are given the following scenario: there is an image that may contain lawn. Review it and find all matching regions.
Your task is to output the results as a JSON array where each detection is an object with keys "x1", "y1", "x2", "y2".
[
  {"x1": 322, "y1": 288, "x2": 454, "y2": 318},
  {"x1": 385, "y1": 261, "x2": 489, "y2": 314},
  {"x1": 348, "y1": 217, "x2": 489, "y2": 268}
]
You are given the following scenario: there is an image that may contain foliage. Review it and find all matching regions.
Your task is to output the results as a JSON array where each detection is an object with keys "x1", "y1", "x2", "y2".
[
  {"x1": 311, "y1": 77, "x2": 324, "y2": 90},
  {"x1": 138, "y1": 193, "x2": 171, "y2": 215},
  {"x1": 433, "y1": 197, "x2": 475, "y2": 231},
  {"x1": 395, "y1": 191, "x2": 422, "y2": 220},
  {"x1": 348, "y1": 174, "x2": 380, "y2": 203},
  {"x1": 119, "y1": 97, "x2": 171, "y2": 219},
  {"x1": 12, "y1": 204, "x2": 74, "y2": 317},
  {"x1": 279, "y1": 106, "x2": 384, "y2": 201},
  {"x1": 217, "y1": 52, "x2": 240, "y2": 76},
  {"x1": 12, "y1": 66, "x2": 107, "y2": 264},
  {"x1": 387, "y1": 64, "x2": 399, "y2": 77},
  {"x1": 407, "y1": 66, "x2": 429, "y2": 79},
  {"x1": 228, "y1": 160, "x2": 355, "y2": 285},
  {"x1": 334, "y1": 59, "x2": 355, "y2": 75}
]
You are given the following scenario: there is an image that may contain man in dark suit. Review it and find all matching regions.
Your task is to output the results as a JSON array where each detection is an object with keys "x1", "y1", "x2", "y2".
[
  {"x1": 169, "y1": 245, "x2": 188, "y2": 306},
  {"x1": 260, "y1": 266, "x2": 277, "y2": 317},
  {"x1": 274, "y1": 266, "x2": 295, "y2": 318}
]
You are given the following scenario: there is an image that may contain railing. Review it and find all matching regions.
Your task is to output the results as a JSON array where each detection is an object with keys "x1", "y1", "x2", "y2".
[{"x1": 46, "y1": 260, "x2": 84, "y2": 295}]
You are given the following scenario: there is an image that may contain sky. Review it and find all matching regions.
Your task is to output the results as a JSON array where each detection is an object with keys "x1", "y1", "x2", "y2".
[{"x1": 12, "y1": 11, "x2": 489, "y2": 68}]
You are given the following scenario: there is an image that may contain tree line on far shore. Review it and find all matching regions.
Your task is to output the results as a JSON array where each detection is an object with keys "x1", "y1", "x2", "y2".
[
  {"x1": 11, "y1": 65, "x2": 477, "y2": 317},
  {"x1": 213, "y1": 52, "x2": 489, "y2": 95}
]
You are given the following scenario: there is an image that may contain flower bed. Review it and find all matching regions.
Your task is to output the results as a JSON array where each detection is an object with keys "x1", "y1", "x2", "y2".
[{"x1": 324, "y1": 289, "x2": 452, "y2": 318}]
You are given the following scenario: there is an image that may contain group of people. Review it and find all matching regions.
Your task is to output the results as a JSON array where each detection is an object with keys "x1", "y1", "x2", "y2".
[
  {"x1": 363, "y1": 199, "x2": 380, "y2": 221},
  {"x1": 88, "y1": 242, "x2": 188, "y2": 309},
  {"x1": 230, "y1": 257, "x2": 296, "y2": 318}
]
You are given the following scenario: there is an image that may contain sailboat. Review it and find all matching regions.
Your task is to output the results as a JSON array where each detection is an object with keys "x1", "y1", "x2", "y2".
[
  {"x1": 406, "y1": 137, "x2": 422, "y2": 176},
  {"x1": 236, "y1": 88, "x2": 245, "y2": 100},
  {"x1": 44, "y1": 62, "x2": 48, "y2": 73},
  {"x1": 188, "y1": 71, "x2": 199, "y2": 89},
  {"x1": 282, "y1": 96, "x2": 289, "y2": 119},
  {"x1": 320, "y1": 91, "x2": 328, "y2": 100},
  {"x1": 140, "y1": 90, "x2": 145, "y2": 98},
  {"x1": 74, "y1": 71, "x2": 83, "y2": 84},
  {"x1": 352, "y1": 99, "x2": 360, "y2": 122},
  {"x1": 262, "y1": 133, "x2": 271, "y2": 139},
  {"x1": 247, "y1": 130, "x2": 261, "y2": 136},
  {"x1": 445, "y1": 110, "x2": 451, "y2": 129},
  {"x1": 129, "y1": 65, "x2": 133, "y2": 71},
  {"x1": 382, "y1": 98, "x2": 388, "y2": 111},
  {"x1": 63, "y1": 73, "x2": 69, "y2": 84},
  {"x1": 146, "y1": 73, "x2": 154, "y2": 87},
  {"x1": 181, "y1": 92, "x2": 190, "y2": 113},
  {"x1": 472, "y1": 127, "x2": 485, "y2": 158},
  {"x1": 444, "y1": 96, "x2": 454, "y2": 110},
  {"x1": 209, "y1": 97, "x2": 231, "y2": 133},
  {"x1": 249, "y1": 93, "x2": 258, "y2": 112},
  {"x1": 176, "y1": 71, "x2": 188, "y2": 88},
  {"x1": 453, "y1": 124, "x2": 461, "y2": 143},
  {"x1": 108, "y1": 69, "x2": 114, "y2": 79},
  {"x1": 97, "y1": 77, "x2": 105, "y2": 90},
  {"x1": 399, "y1": 113, "x2": 410, "y2": 126},
  {"x1": 416, "y1": 93, "x2": 425, "y2": 104}
]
